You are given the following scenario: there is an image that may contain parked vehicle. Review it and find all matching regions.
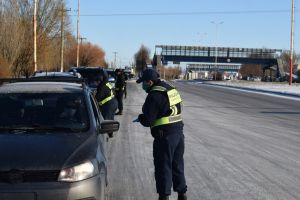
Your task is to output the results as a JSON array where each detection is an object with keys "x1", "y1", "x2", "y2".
[
  {"x1": 69, "y1": 67, "x2": 114, "y2": 91},
  {"x1": 123, "y1": 69, "x2": 134, "y2": 79},
  {"x1": 0, "y1": 78, "x2": 119, "y2": 200}
]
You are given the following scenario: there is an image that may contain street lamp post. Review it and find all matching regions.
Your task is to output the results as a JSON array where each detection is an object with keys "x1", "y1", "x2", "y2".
[{"x1": 211, "y1": 21, "x2": 223, "y2": 80}]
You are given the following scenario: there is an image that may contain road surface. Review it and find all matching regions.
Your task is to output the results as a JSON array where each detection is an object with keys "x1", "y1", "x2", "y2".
[{"x1": 105, "y1": 80, "x2": 300, "y2": 200}]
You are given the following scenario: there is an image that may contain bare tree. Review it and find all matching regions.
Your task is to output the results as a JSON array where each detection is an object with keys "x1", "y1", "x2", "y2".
[
  {"x1": 160, "y1": 66, "x2": 182, "y2": 80},
  {"x1": 239, "y1": 64, "x2": 263, "y2": 79},
  {"x1": 134, "y1": 45, "x2": 151, "y2": 74},
  {"x1": 0, "y1": 1, "x2": 25, "y2": 76},
  {"x1": 65, "y1": 41, "x2": 107, "y2": 69},
  {"x1": 0, "y1": 0, "x2": 70, "y2": 77},
  {"x1": 280, "y1": 51, "x2": 299, "y2": 73}
]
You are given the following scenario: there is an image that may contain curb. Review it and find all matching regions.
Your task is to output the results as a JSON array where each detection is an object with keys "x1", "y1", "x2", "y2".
[{"x1": 202, "y1": 82, "x2": 300, "y2": 99}]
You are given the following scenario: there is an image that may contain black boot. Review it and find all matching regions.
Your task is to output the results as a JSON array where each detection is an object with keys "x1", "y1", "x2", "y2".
[
  {"x1": 158, "y1": 194, "x2": 169, "y2": 200},
  {"x1": 178, "y1": 193, "x2": 187, "y2": 200}
]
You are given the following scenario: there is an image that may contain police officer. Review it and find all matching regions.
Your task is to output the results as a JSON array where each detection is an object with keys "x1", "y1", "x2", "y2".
[
  {"x1": 115, "y1": 69, "x2": 126, "y2": 115},
  {"x1": 95, "y1": 70, "x2": 118, "y2": 121},
  {"x1": 136, "y1": 69, "x2": 187, "y2": 200}
]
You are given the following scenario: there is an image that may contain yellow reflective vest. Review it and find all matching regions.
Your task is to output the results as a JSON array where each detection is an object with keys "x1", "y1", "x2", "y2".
[
  {"x1": 150, "y1": 85, "x2": 183, "y2": 128},
  {"x1": 99, "y1": 83, "x2": 114, "y2": 106}
]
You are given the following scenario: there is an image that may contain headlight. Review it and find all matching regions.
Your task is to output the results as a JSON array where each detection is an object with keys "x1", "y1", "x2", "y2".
[{"x1": 58, "y1": 161, "x2": 97, "y2": 182}]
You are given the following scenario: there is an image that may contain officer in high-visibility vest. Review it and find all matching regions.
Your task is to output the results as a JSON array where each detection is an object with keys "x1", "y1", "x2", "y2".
[
  {"x1": 115, "y1": 69, "x2": 126, "y2": 115},
  {"x1": 95, "y1": 71, "x2": 118, "y2": 121},
  {"x1": 136, "y1": 68, "x2": 187, "y2": 200}
]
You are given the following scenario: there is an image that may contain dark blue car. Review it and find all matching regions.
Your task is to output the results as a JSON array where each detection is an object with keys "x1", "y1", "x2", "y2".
[{"x1": 0, "y1": 80, "x2": 119, "y2": 200}]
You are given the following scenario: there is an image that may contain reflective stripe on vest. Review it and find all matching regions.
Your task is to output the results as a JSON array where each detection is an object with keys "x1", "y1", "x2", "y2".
[
  {"x1": 99, "y1": 83, "x2": 114, "y2": 106},
  {"x1": 151, "y1": 114, "x2": 182, "y2": 128},
  {"x1": 151, "y1": 86, "x2": 182, "y2": 106},
  {"x1": 150, "y1": 85, "x2": 183, "y2": 128}
]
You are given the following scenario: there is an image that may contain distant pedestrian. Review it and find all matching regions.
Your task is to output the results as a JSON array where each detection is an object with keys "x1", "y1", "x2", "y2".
[
  {"x1": 124, "y1": 72, "x2": 129, "y2": 99},
  {"x1": 124, "y1": 80, "x2": 127, "y2": 99},
  {"x1": 135, "y1": 68, "x2": 187, "y2": 200}
]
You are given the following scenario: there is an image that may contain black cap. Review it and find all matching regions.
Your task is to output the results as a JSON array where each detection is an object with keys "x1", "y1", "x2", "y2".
[{"x1": 136, "y1": 68, "x2": 159, "y2": 83}]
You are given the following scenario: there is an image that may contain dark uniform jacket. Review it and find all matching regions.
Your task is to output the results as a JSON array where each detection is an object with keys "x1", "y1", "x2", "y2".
[
  {"x1": 115, "y1": 74, "x2": 126, "y2": 91},
  {"x1": 95, "y1": 80, "x2": 117, "y2": 119},
  {"x1": 96, "y1": 80, "x2": 111, "y2": 102},
  {"x1": 138, "y1": 80, "x2": 183, "y2": 137}
]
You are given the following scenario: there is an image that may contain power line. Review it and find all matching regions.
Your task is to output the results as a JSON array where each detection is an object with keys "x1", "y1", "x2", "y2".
[{"x1": 68, "y1": 9, "x2": 300, "y2": 17}]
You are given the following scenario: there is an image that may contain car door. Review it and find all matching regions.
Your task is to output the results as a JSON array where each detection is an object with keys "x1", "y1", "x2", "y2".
[
  {"x1": 89, "y1": 92, "x2": 108, "y2": 199},
  {"x1": 89, "y1": 93, "x2": 108, "y2": 155}
]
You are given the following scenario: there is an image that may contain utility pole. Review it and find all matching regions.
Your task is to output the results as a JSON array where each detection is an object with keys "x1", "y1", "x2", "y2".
[
  {"x1": 289, "y1": 0, "x2": 295, "y2": 85},
  {"x1": 33, "y1": 0, "x2": 37, "y2": 72},
  {"x1": 211, "y1": 21, "x2": 224, "y2": 81},
  {"x1": 76, "y1": 0, "x2": 80, "y2": 67},
  {"x1": 60, "y1": 3, "x2": 71, "y2": 72},
  {"x1": 75, "y1": 36, "x2": 86, "y2": 67},
  {"x1": 113, "y1": 52, "x2": 118, "y2": 69}
]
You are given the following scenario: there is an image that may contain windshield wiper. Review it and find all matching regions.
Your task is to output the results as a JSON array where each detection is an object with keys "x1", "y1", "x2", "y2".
[
  {"x1": 0, "y1": 125, "x2": 83, "y2": 133},
  {"x1": 0, "y1": 127, "x2": 35, "y2": 131},
  {"x1": 0, "y1": 127, "x2": 35, "y2": 134},
  {"x1": 34, "y1": 124, "x2": 85, "y2": 132}
]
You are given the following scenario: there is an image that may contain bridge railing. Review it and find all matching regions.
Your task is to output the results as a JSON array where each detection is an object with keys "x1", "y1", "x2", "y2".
[{"x1": 156, "y1": 45, "x2": 282, "y2": 59}]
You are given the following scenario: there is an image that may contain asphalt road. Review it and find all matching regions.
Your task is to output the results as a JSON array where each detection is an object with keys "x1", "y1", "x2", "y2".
[{"x1": 105, "y1": 80, "x2": 300, "y2": 200}]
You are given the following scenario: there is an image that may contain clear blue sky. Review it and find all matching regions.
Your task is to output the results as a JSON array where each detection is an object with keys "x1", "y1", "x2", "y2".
[{"x1": 66, "y1": 0, "x2": 299, "y2": 67}]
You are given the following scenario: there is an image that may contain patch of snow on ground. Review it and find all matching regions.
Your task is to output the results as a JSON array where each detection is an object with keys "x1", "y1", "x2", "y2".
[{"x1": 206, "y1": 80, "x2": 300, "y2": 96}]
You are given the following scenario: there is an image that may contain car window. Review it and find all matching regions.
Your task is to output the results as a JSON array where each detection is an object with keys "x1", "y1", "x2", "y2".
[
  {"x1": 0, "y1": 93, "x2": 89, "y2": 132},
  {"x1": 89, "y1": 94, "x2": 102, "y2": 127}
]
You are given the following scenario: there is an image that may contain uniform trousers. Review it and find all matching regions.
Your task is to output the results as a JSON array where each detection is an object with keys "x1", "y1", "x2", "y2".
[{"x1": 153, "y1": 128, "x2": 187, "y2": 195}]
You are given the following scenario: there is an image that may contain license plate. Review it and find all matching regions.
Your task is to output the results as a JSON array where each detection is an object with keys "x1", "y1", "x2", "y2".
[{"x1": 0, "y1": 193, "x2": 35, "y2": 200}]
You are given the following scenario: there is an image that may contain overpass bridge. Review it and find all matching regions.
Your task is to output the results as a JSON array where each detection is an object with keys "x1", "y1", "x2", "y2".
[{"x1": 153, "y1": 45, "x2": 285, "y2": 79}]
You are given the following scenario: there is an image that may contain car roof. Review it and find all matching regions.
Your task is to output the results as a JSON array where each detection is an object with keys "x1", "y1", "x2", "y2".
[
  {"x1": 70, "y1": 67, "x2": 104, "y2": 70},
  {"x1": 32, "y1": 72, "x2": 78, "y2": 77},
  {"x1": 0, "y1": 82, "x2": 84, "y2": 94}
]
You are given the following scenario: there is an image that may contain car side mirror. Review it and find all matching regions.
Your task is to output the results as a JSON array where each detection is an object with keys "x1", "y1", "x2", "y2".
[{"x1": 98, "y1": 120, "x2": 120, "y2": 134}]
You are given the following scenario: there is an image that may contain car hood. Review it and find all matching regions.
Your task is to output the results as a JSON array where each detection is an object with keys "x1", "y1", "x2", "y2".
[{"x1": 0, "y1": 131, "x2": 97, "y2": 171}]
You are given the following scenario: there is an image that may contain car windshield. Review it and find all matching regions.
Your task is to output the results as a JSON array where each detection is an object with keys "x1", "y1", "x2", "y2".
[
  {"x1": 106, "y1": 70, "x2": 116, "y2": 80},
  {"x1": 0, "y1": 93, "x2": 89, "y2": 132}
]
